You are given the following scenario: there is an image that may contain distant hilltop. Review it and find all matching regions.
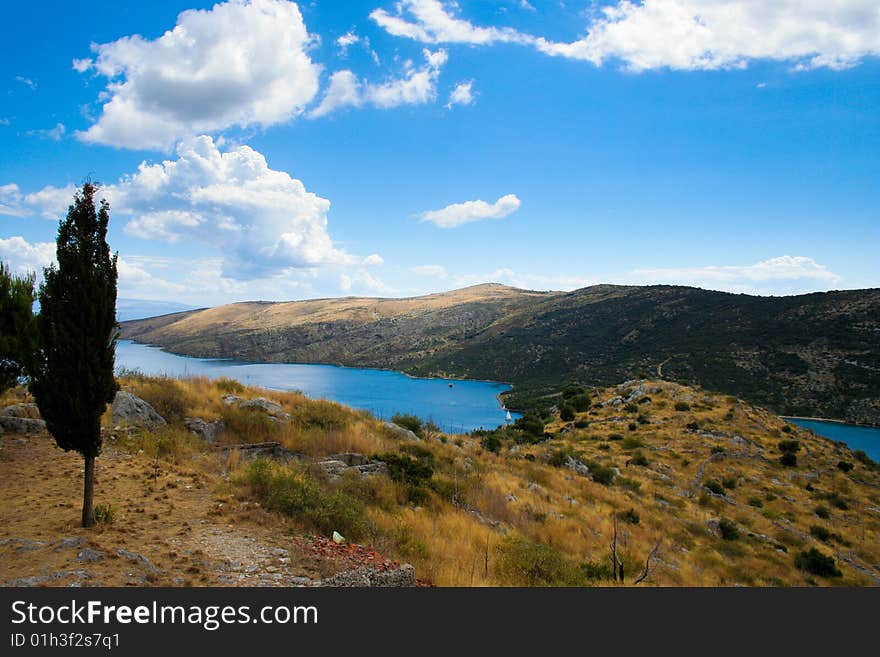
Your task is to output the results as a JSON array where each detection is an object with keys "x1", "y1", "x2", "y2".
[{"x1": 121, "y1": 283, "x2": 880, "y2": 425}]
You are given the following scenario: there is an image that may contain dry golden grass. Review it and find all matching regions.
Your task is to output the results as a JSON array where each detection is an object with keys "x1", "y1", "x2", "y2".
[{"x1": 4, "y1": 375, "x2": 880, "y2": 587}]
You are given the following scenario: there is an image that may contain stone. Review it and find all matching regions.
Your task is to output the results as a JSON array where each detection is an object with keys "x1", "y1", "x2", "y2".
[
  {"x1": 223, "y1": 394, "x2": 289, "y2": 419},
  {"x1": 563, "y1": 455, "x2": 591, "y2": 477},
  {"x1": 77, "y1": 548, "x2": 105, "y2": 563},
  {"x1": 382, "y1": 421, "x2": 419, "y2": 441},
  {"x1": 0, "y1": 416, "x2": 46, "y2": 434},
  {"x1": 111, "y1": 391, "x2": 166, "y2": 429},
  {"x1": 56, "y1": 537, "x2": 86, "y2": 551},
  {"x1": 1, "y1": 403, "x2": 39, "y2": 418},
  {"x1": 317, "y1": 564, "x2": 416, "y2": 587},
  {"x1": 184, "y1": 417, "x2": 225, "y2": 444},
  {"x1": 117, "y1": 548, "x2": 161, "y2": 573},
  {"x1": 332, "y1": 531, "x2": 345, "y2": 544}
]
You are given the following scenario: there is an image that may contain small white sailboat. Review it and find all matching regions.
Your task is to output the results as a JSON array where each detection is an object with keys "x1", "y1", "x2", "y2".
[{"x1": 505, "y1": 410, "x2": 512, "y2": 422}]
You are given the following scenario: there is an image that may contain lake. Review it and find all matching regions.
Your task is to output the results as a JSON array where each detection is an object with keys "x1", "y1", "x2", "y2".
[
  {"x1": 115, "y1": 340, "x2": 519, "y2": 433},
  {"x1": 787, "y1": 418, "x2": 880, "y2": 463}
]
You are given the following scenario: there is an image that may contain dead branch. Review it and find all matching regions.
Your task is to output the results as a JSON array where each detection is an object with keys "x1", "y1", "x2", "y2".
[{"x1": 633, "y1": 539, "x2": 662, "y2": 585}]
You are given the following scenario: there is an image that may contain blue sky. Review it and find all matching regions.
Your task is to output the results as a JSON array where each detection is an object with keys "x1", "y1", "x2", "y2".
[{"x1": 1, "y1": 0, "x2": 878, "y2": 306}]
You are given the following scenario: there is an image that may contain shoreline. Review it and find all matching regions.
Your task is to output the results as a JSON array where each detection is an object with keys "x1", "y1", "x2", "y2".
[{"x1": 783, "y1": 415, "x2": 880, "y2": 430}]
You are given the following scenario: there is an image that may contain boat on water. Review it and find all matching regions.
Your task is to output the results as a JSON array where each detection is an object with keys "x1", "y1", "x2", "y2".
[{"x1": 506, "y1": 410, "x2": 512, "y2": 421}]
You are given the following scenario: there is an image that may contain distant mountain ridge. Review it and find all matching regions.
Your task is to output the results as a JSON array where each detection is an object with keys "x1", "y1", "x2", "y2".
[{"x1": 120, "y1": 283, "x2": 880, "y2": 424}]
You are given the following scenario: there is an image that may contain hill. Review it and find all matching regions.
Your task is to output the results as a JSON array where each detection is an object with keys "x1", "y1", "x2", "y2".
[
  {"x1": 120, "y1": 283, "x2": 880, "y2": 424},
  {"x1": 2, "y1": 376, "x2": 879, "y2": 586}
]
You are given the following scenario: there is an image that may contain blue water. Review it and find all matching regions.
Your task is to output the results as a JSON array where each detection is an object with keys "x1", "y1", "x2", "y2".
[
  {"x1": 115, "y1": 340, "x2": 519, "y2": 433},
  {"x1": 787, "y1": 418, "x2": 880, "y2": 463}
]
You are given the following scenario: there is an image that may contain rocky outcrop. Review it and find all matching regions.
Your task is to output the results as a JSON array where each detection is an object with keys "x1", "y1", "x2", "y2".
[
  {"x1": 1, "y1": 403, "x2": 39, "y2": 418},
  {"x1": 846, "y1": 399, "x2": 880, "y2": 427},
  {"x1": 184, "y1": 417, "x2": 225, "y2": 444},
  {"x1": 316, "y1": 564, "x2": 416, "y2": 587},
  {"x1": 214, "y1": 441, "x2": 298, "y2": 462},
  {"x1": 314, "y1": 453, "x2": 389, "y2": 479},
  {"x1": 111, "y1": 391, "x2": 166, "y2": 429},
  {"x1": 222, "y1": 395, "x2": 291, "y2": 421},
  {"x1": 0, "y1": 416, "x2": 46, "y2": 434},
  {"x1": 382, "y1": 421, "x2": 419, "y2": 441}
]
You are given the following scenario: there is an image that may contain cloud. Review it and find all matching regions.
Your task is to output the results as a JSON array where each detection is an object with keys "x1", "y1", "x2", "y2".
[
  {"x1": 336, "y1": 30, "x2": 360, "y2": 55},
  {"x1": 310, "y1": 48, "x2": 447, "y2": 117},
  {"x1": 71, "y1": 58, "x2": 93, "y2": 73},
  {"x1": 420, "y1": 193, "x2": 521, "y2": 228},
  {"x1": 76, "y1": 0, "x2": 321, "y2": 151},
  {"x1": 446, "y1": 80, "x2": 474, "y2": 108},
  {"x1": 0, "y1": 236, "x2": 55, "y2": 275},
  {"x1": 363, "y1": 253, "x2": 385, "y2": 266},
  {"x1": 27, "y1": 123, "x2": 66, "y2": 141},
  {"x1": 623, "y1": 256, "x2": 843, "y2": 294},
  {"x1": 15, "y1": 76, "x2": 36, "y2": 90},
  {"x1": 8, "y1": 136, "x2": 373, "y2": 281},
  {"x1": 372, "y1": 0, "x2": 880, "y2": 71}
]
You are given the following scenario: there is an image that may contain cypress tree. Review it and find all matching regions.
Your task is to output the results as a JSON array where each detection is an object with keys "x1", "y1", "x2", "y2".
[
  {"x1": 0, "y1": 261, "x2": 36, "y2": 393},
  {"x1": 30, "y1": 183, "x2": 118, "y2": 528}
]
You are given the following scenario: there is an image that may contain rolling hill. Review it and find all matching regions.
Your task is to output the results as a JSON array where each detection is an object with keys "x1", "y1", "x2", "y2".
[{"x1": 120, "y1": 283, "x2": 880, "y2": 424}]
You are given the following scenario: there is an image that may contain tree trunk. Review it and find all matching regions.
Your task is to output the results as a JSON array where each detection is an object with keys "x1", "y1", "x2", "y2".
[{"x1": 82, "y1": 454, "x2": 96, "y2": 528}]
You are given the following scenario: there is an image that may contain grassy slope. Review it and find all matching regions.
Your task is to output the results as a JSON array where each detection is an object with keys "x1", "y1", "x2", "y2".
[{"x1": 2, "y1": 376, "x2": 879, "y2": 586}]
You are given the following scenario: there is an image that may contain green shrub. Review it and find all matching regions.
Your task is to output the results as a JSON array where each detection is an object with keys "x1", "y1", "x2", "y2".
[
  {"x1": 562, "y1": 385, "x2": 586, "y2": 399},
  {"x1": 627, "y1": 422, "x2": 638, "y2": 431},
  {"x1": 622, "y1": 435, "x2": 644, "y2": 449},
  {"x1": 722, "y1": 477, "x2": 738, "y2": 490},
  {"x1": 239, "y1": 459, "x2": 366, "y2": 539},
  {"x1": 624, "y1": 403, "x2": 639, "y2": 413},
  {"x1": 608, "y1": 433, "x2": 623, "y2": 441},
  {"x1": 94, "y1": 503, "x2": 114, "y2": 524},
  {"x1": 375, "y1": 452, "x2": 433, "y2": 487},
  {"x1": 587, "y1": 461, "x2": 616, "y2": 486},
  {"x1": 215, "y1": 377, "x2": 244, "y2": 394},
  {"x1": 747, "y1": 497, "x2": 764, "y2": 508},
  {"x1": 814, "y1": 505, "x2": 830, "y2": 519},
  {"x1": 618, "y1": 508, "x2": 640, "y2": 524},
  {"x1": 571, "y1": 394, "x2": 591, "y2": 413},
  {"x1": 560, "y1": 405, "x2": 575, "y2": 422},
  {"x1": 581, "y1": 560, "x2": 613, "y2": 581},
  {"x1": 779, "y1": 453, "x2": 797, "y2": 467},
  {"x1": 719, "y1": 518, "x2": 739, "y2": 541},
  {"x1": 391, "y1": 413, "x2": 424, "y2": 437},
  {"x1": 515, "y1": 413, "x2": 545, "y2": 438},
  {"x1": 826, "y1": 493, "x2": 848, "y2": 510},
  {"x1": 837, "y1": 461, "x2": 854, "y2": 473},
  {"x1": 494, "y1": 537, "x2": 584, "y2": 586},
  {"x1": 674, "y1": 401, "x2": 691, "y2": 412},
  {"x1": 781, "y1": 425, "x2": 792, "y2": 434},
  {"x1": 854, "y1": 450, "x2": 876, "y2": 468},
  {"x1": 704, "y1": 480, "x2": 725, "y2": 495},
  {"x1": 548, "y1": 449, "x2": 569, "y2": 467},
  {"x1": 637, "y1": 413, "x2": 650, "y2": 425},
  {"x1": 481, "y1": 434, "x2": 502, "y2": 453},
  {"x1": 629, "y1": 451, "x2": 649, "y2": 467},
  {"x1": 795, "y1": 548, "x2": 842, "y2": 578},
  {"x1": 810, "y1": 525, "x2": 831, "y2": 541},
  {"x1": 686, "y1": 421, "x2": 700, "y2": 431},
  {"x1": 574, "y1": 419, "x2": 589, "y2": 429},
  {"x1": 778, "y1": 440, "x2": 801, "y2": 453},
  {"x1": 710, "y1": 446, "x2": 725, "y2": 455}
]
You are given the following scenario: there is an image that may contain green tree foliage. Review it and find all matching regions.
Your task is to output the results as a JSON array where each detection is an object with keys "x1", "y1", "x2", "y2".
[
  {"x1": 29, "y1": 183, "x2": 118, "y2": 528},
  {"x1": 0, "y1": 262, "x2": 36, "y2": 392}
]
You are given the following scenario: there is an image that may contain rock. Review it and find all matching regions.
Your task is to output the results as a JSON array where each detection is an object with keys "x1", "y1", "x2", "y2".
[
  {"x1": 317, "y1": 564, "x2": 416, "y2": 587},
  {"x1": 328, "y1": 453, "x2": 370, "y2": 467},
  {"x1": 382, "y1": 421, "x2": 420, "y2": 441},
  {"x1": 1, "y1": 403, "x2": 39, "y2": 418},
  {"x1": 563, "y1": 455, "x2": 591, "y2": 477},
  {"x1": 506, "y1": 494, "x2": 518, "y2": 503},
  {"x1": 223, "y1": 394, "x2": 289, "y2": 419},
  {"x1": 117, "y1": 548, "x2": 161, "y2": 573},
  {"x1": 184, "y1": 417, "x2": 224, "y2": 444},
  {"x1": 332, "y1": 531, "x2": 346, "y2": 544},
  {"x1": 77, "y1": 548, "x2": 104, "y2": 563},
  {"x1": 56, "y1": 537, "x2": 86, "y2": 551},
  {"x1": 315, "y1": 453, "x2": 389, "y2": 479},
  {"x1": 0, "y1": 416, "x2": 46, "y2": 434},
  {"x1": 111, "y1": 391, "x2": 166, "y2": 428}
]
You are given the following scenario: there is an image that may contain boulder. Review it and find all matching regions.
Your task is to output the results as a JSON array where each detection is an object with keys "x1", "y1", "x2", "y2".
[
  {"x1": 563, "y1": 455, "x2": 591, "y2": 477},
  {"x1": 314, "y1": 453, "x2": 389, "y2": 479},
  {"x1": 1, "y1": 403, "x2": 40, "y2": 418},
  {"x1": 382, "y1": 421, "x2": 419, "y2": 441},
  {"x1": 111, "y1": 391, "x2": 166, "y2": 429},
  {"x1": 317, "y1": 564, "x2": 416, "y2": 587},
  {"x1": 184, "y1": 417, "x2": 225, "y2": 444},
  {"x1": 0, "y1": 416, "x2": 46, "y2": 434},
  {"x1": 222, "y1": 394, "x2": 290, "y2": 419}
]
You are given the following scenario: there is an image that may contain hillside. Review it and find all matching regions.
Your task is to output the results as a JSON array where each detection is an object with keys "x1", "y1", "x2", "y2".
[
  {"x1": 2, "y1": 377, "x2": 879, "y2": 586},
  {"x1": 120, "y1": 283, "x2": 880, "y2": 424}
]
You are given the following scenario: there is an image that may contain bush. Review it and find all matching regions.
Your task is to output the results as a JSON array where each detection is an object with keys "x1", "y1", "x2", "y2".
[
  {"x1": 571, "y1": 394, "x2": 591, "y2": 413},
  {"x1": 587, "y1": 462, "x2": 616, "y2": 486},
  {"x1": 778, "y1": 440, "x2": 801, "y2": 453},
  {"x1": 94, "y1": 503, "x2": 114, "y2": 524},
  {"x1": 704, "y1": 480, "x2": 725, "y2": 495},
  {"x1": 581, "y1": 561, "x2": 613, "y2": 581},
  {"x1": 814, "y1": 505, "x2": 830, "y2": 519},
  {"x1": 674, "y1": 402, "x2": 691, "y2": 412},
  {"x1": 215, "y1": 377, "x2": 244, "y2": 394},
  {"x1": 686, "y1": 421, "x2": 700, "y2": 431},
  {"x1": 515, "y1": 413, "x2": 545, "y2": 439},
  {"x1": 854, "y1": 450, "x2": 876, "y2": 467},
  {"x1": 837, "y1": 461, "x2": 854, "y2": 473},
  {"x1": 629, "y1": 451, "x2": 649, "y2": 467},
  {"x1": 622, "y1": 435, "x2": 644, "y2": 449},
  {"x1": 375, "y1": 452, "x2": 433, "y2": 488},
  {"x1": 710, "y1": 446, "x2": 725, "y2": 455},
  {"x1": 548, "y1": 450, "x2": 569, "y2": 467},
  {"x1": 560, "y1": 405, "x2": 575, "y2": 422},
  {"x1": 747, "y1": 497, "x2": 764, "y2": 508},
  {"x1": 779, "y1": 453, "x2": 797, "y2": 467},
  {"x1": 618, "y1": 508, "x2": 640, "y2": 524},
  {"x1": 574, "y1": 419, "x2": 589, "y2": 429},
  {"x1": 608, "y1": 433, "x2": 623, "y2": 441},
  {"x1": 825, "y1": 493, "x2": 848, "y2": 510},
  {"x1": 481, "y1": 434, "x2": 502, "y2": 453},
  {"x1": 627, "y1": 422, "x2": 638, "y2": 431},
  {"x1": 624, "y1": 403, "x2": 639, "y2": 413},
  {"x1": 781, "y1": 425, "x2": 792, "y2": 434},
  {"x1": 494, "y1": 537, "x2": 584, "y2": 586},
  {"x1": 722, "y1": 477, "x2": 738, "y2": 490},
  {"x1": 562, "y1": 385, "x2": 586, "y2": 399},
  {"x1": 810, "y1": 525, "x2": 831, "y2": 541},
  {"x1": 719, "y1": 518, "x2": 739, "y2": 540},
  {"x1": 795, "y1": 548, "x2": 842, "y2": 578},
  {"x1": 391, "y1": 413, "x2": 423, "y2": 437},
  {"x1": 239, "y1": 459, "x2": 366, "y2": 539}
]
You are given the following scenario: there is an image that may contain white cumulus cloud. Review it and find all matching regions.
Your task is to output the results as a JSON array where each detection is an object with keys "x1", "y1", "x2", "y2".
[
  {"x1": 420, "y1": 193, "x2": 521, "y2": 228},
  {"x1": 310, "y1": 49, "x2": 447, "y2": 117},
  {"x1": 372, "y1": 0, "x2": 880, "y2": 71},
  {"x1": 76, "y1": 0, "x2": 321, "y2": 151},
  {"x1": 446, "y1": 80, "x2": 474, "y2": 108}
]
